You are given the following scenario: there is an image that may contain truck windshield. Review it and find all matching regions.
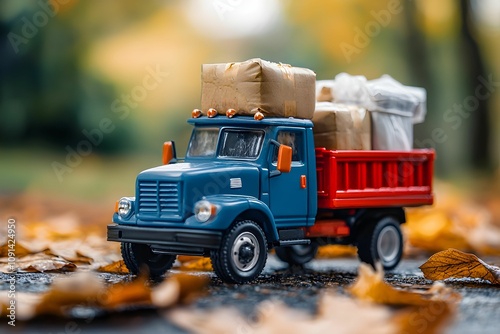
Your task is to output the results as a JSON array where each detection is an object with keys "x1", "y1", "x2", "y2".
[
  {"x1": 219, "y1": 129, "x2": 264, "y2": 159},
  {"x1": 187, "y1": 128, "x2": 219, "y2": 157},
  {"x1": 187, "y1": 128, "x2": 264, "y2": 159}
]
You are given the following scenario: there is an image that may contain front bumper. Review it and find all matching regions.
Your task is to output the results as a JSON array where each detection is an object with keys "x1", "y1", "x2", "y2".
[{"x1": 107, "y1": 224, "x2": 222, "y2": 255}]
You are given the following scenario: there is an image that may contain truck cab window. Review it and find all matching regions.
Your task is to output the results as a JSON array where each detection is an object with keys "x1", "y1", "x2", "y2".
[
  {"x1": 187, "y1": 128, "x2": 219, "y2": 157},
  {"x1": 274, "y1": 130, "x2": 303, "y2": 162},
  {"x1": 219, "y1": 129, "x2": 264, "y2": 159}
]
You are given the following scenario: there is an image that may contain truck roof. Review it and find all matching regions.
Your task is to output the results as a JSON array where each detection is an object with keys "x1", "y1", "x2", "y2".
[{"x1": 187, "y1": 115, "x2": 314, "y2": 128}]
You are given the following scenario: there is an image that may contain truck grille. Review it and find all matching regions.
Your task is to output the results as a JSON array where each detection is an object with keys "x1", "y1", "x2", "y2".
[{"x1": 138, "y1": 181, "x2": 180, "y2": 216}]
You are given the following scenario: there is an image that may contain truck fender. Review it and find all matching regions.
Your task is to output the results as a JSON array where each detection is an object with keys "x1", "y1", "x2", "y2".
[{"x1": 203, "y1": 195, "x2": 279, "y2": 243}]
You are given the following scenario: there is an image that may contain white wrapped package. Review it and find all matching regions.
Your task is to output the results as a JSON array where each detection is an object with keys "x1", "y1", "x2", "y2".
[
  {"x1": 370, "y1": 112, "x2": 413, "y2": 151},
  {"x1": 331, "y1": 73, "x2": 372, "y2": 107},
  {"x1": 327, "y1": 73, "x2": 427, "y2": 151},
  {"x1": 366, "y1": 75, "x2": 427, "y2": 125}
]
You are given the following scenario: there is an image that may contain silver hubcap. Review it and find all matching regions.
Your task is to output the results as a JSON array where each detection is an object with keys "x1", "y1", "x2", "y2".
[
  {"x1": 377, "y1": 225, "x2": 400, "y2": 264},
  {"x1": 231, "y1": 231, "x2": 260, "y2": 272}
]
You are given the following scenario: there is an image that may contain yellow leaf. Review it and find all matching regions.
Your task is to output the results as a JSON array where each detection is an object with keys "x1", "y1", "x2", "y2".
[
  {"x1": 35, "y1": 272, "x2": 105, "y2": 316},
  {"x1": 172, "y1": 273, "x2": 209, "y2": 303},
  {"x1": 178, "y1": 256, "x2": 213, "y2": 271},
  {"x1": 151, "y1": 273, "x2": 208, "y2": 307},
  {"x1": 394, "y1": 301, "x2": 454, "y2": 334},
  {"x1": 419, "y1": 248, "x2": 500, "y2": 284},
  {"x1": 97, "y1": 260, "x2": 130, "y2": 274},
  {"x1": 0, "y1": 254, "x2": 77, "y2": 273},
  {"x1": 0, "y1": 241, "x2": 34, "y2": 257},
  {"x1": 102, "y1": 274, "x2": 152, "y2": 309},
  {"x1": 348, "y1": 263, "x2": 429, "y2": 306}
]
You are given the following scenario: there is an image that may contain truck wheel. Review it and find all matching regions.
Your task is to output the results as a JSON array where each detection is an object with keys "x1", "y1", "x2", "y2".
[
  {"x1": 210, "y1": 220, "x2": 267, "y2": 284},
  {"x1": 356, "y1": 217, "x2": 403, "y2": 271},
  {"x1": 275, "y1": 243, "x2": 318, "y2": 266},
  {"x1": 121, "y1": 242, "x2": 176, "y2": 278}
]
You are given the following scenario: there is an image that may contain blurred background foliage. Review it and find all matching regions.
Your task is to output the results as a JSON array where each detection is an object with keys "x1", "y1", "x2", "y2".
[{"x1": 1, "y1": 0, "x2": 499, "y2": 201}]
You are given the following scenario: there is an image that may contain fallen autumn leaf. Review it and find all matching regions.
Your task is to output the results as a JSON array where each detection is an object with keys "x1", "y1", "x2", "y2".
[
  {"x1": 420, "y1": 248, "x2": 500, "y2": 284},
  {"x1": 348, "y1": 263, "x2": 460, "y2": 306},
  {"x1": 97, "y1": 260, "x2": 130, "y2": 274}
]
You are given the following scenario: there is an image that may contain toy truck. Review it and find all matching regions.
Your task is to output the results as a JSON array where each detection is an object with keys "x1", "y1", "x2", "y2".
[{"x1": 107, "y1": 114, "x2": 434, "y2": 283}]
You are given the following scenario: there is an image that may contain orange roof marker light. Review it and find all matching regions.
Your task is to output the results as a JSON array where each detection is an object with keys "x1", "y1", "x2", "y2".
[
  {"x1": 192, "y1": 109, "x2": 202, "y2": 118},
  {"x1": 207, "y1": 108, "x2": 218, "y2": 118},
  {"x1": 226, "y1": 108, "x2": 237, "y2": 118},
  {"x1": 254, "y1": 111, "x2": 264, "y2": 120}
]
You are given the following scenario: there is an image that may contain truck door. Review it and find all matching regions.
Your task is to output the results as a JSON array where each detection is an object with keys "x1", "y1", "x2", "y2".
[{"x1": 269, "y1": 129, "x2": 309, "y2": 228}]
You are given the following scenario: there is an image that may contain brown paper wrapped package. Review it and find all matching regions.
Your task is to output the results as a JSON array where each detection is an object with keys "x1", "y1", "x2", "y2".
[
  {"x1": 312, "y1": 103, "x2": 371, "y2": 150},
  {"x1": 317, "y1": 86, "x2": 334, "y2": 102},
  {"x1": 201, "y1": 58, "x2": 316, "y2": 119}
]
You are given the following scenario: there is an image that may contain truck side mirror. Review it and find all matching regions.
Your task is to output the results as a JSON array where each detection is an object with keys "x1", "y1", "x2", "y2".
[
  {"x1": 277, "y1": 145, "x2": 292, "y2": 173},
  {"x1": 162, "y1": 141, "x2": 176, "y2": 165}
]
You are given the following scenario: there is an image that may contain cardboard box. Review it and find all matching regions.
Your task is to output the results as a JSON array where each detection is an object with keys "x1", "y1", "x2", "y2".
[
  {"x1": 312, "y1": 103, "x2": 371, "y2": 150},
  {"x1": 201, "y1": 58, "x2": 316, "y2": 119},
  {"x1": 316, "y1": 80, "x2": 334, "y2": 102}
]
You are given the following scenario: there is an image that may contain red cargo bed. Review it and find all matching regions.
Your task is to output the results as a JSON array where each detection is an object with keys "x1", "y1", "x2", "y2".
[{"x1": 315, "y1": 148, "x2": 435, "y2": 209}]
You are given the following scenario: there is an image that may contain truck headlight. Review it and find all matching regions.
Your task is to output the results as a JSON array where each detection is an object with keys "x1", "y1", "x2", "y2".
[
  {"x1": 118, "y1": 198, "x2": 132, "y2": 217},
  {"x1": 194, "y1": 200, "x2": 216, "y2": 222}
]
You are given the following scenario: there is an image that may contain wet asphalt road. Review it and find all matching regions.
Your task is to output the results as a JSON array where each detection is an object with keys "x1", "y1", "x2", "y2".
[{"x1": 1, "y1": 256, "x2": 500, "y2": 334}]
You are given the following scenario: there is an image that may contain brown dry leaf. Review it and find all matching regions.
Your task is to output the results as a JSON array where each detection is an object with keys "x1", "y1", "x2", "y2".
[
  {"x1": 316, "y1": 294, "x2": 397, "y2": 334},
  {"x1": 150, "y1": 273, "x2": 209, "y2": 307},
  {"x1": 169, "y1": 307, "x2": 250, "y2": 334},
  {"x1": 0, "y1": 253, "x2": 77, "y2": 273},
  {"x1": 1, "y1": 272, "x2": 209, "y2": 322},
  {"x1": 394, "y1": 300, "x2": 454, "y2": 334},
  {"x1": 35, "y1": 272, "x2": 105, "y2": 316},
  {"x1": 0, "y1": 241, "x2": 35, "y2": 257},
  {"x1": 177, "y1": 256, "x2": 213, "y2": 271},
  {"x1": 97, "y1": 260, "x2": 129, "y2": 274},
  {"x1": 171, "y1": 291, "x2": 455, "y2": 334},
  {"x1": 102, "y1": 274, "x2": 152, "y2": 309},
  {"x1": 349, "y1": 263, "x2": 429, "y2": 306},
  {"x1": 316, "y1": 245, "x2": 357, "y2": 258},
  {"x1": 23, "y1": 214, "x2": 86, "y2": 241},
  {"x1": 348, "y1": 263, "x2": 459, "y2": 334},
  {"x1": 169, "y1": 295, "x2": 397, "y2": 334},
  {"x1": 102, "y1": 272, "x2": 209, "y2": 309},
  {"x1": 420, "y1": 248, "x2": 500, "y2": 284},
  {"x1": 0, "y1": 292, "x2": 42, "y2": 321},
  {"x1": 172, "y1": 273, "x2": 210, "y2": 303},
  {"x1": 44, "y1": 248, "x2": 93, "y2": 265},
  {"x1": 0, "y1": 273, "x2": 104, "y2": 320}
]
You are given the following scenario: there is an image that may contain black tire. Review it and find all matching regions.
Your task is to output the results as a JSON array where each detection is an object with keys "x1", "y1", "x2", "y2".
[
  {"x1": 275, "y1": 242, "x2": 318, "y2": 266},
  {"x1": 210, "y1": 220, "x2": 267, "y2": 284},
  {"x1": 356, "y1": 217, "x2": 403, "y2": 271},
  {"x1": 121, "y1": 242, "x2": 176, "y2": 278}
]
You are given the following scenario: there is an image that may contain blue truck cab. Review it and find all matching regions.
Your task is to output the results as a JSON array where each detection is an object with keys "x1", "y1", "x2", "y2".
[{"x1": 108, "y1": 115, "x2": 319, "y2": 283}]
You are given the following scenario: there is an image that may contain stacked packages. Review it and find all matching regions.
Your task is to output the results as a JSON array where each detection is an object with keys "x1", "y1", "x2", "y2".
[
  {"x1": 200, "y1": 59, "x2": 425, "y2": 151},
  {"x1": 314, "y1": 73, "x2": 427, "y2": 151}
]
